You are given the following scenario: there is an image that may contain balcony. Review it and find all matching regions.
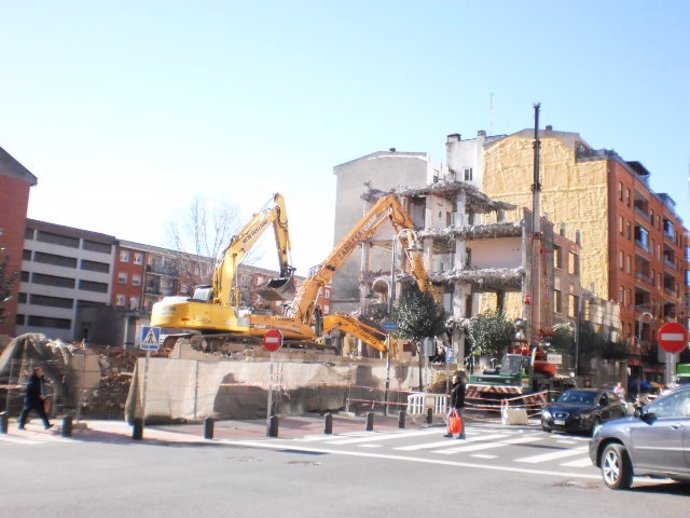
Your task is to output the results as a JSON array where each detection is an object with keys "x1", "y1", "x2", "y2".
[
  {"x1": 635, "y1": 271, "x2": 653, "y2": 285},
  {"x1": 663, "y1": 257, "x2": 678, "y2": 271},
  {"x1": 664, "y1": 287, "x2": 678, "y2": 298},
  {"x1": 634, "y1": 206, "x2": 651, "y2": 222},
  {"x1": 634, "y1": 239, "x2": 650, "y2": 253},
  {"x1": 146, "y1": 264, "x2": 179, "y2": 276},
  {"x1": 144, "y1": 286, "x2": 161, "y2": 295}
]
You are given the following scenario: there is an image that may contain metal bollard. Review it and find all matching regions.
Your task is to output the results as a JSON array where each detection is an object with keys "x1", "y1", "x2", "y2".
[
  {"x1": 132, "y1": 417, "x2": 143, "y2": 440},
  {"x1": 398, "y1": 409, "x2": 406, "y2": 429},
  {"x1": 366, "y1": 412, "x2": 374, "y2": 431},
  {"x1": 324, "y1": 413, "x2": 333, "y2": 435},
  {"x1": 0, "y1": 412, "x2": 8, "y2": 434},
  {"x1": 267, "y1": 415, "x2": 279, "y2": 437},
  {"x1": 62, "y1": 416, "x2": 73, "y2": 438},
  {"x1": 426, "y1": 407, "x2": 433, "y2": 425},
  {"x1": 204, "y1": 417, "x2": 214, "y2": 439}
]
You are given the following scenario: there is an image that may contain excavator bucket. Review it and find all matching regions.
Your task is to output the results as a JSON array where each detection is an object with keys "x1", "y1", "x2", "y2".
[{"x1": 256, "y1": 275, "x2": 296, "y2": 301}]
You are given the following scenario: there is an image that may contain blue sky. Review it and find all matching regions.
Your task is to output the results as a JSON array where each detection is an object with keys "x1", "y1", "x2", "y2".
[{"x1": 2, "y1": 1, "x2": 688, "y2": 274}]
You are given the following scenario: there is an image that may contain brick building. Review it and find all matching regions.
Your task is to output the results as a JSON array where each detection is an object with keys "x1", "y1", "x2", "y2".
[{"x1": 0, "y1": 147, "x2": 37, "y2": 336}]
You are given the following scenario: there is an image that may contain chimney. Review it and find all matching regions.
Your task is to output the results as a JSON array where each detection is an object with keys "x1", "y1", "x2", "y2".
[
  {"x1": 545, "y1": 125, "x2": 553, "y2": 131},
  {"x1": 446, "y1": 133, "x2": 461, "y2": 143},
  {"x1": 477, "y1": 130, "x2": 486, "y2": 137},
  {"x1": 389, "y1": 147, "x2": 396, "y2": 152}
]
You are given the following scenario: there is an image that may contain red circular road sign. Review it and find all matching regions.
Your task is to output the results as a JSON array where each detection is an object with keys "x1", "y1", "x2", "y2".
[
  {"x1": 658, "y1": 322, "x2": 689, "y2": 354},
  {"x1": 263, "y1": 328, "x2": 283, "y2": 352}
]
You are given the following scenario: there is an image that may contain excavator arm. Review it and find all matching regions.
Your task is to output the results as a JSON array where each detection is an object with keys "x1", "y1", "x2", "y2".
[
  {"x1": 212, "y1": 193, "x2": 293, "y2": 307},
  {"x1": 284, "y1": 192, "x2": 429, "y2": 325},
  {"x1": 322, "y1": 314, "x2": 388, "y2": 353}
]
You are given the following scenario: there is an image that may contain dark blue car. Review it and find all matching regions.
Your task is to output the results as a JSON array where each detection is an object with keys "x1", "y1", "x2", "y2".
[{"x1": 541, "y1": 388, "x2": 627, "y2": 435}]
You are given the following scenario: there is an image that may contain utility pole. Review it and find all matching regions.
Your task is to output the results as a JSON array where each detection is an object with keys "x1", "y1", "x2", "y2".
[{"x1": 530, "y1": 103, "x2": 542, "y2": 347}]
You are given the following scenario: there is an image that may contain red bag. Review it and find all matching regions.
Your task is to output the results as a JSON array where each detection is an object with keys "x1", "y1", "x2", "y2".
[{"x1": 449, "y1": 409, "x2": 463, "y2": 435}]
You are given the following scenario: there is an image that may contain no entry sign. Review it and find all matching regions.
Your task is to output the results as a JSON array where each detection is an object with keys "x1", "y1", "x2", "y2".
[
  {"x1": 264, "y1": 328, "x2": 283, "y2": 352},
  {"x1": 658, "y1": 322, "x2": 689, "y2": 354}
]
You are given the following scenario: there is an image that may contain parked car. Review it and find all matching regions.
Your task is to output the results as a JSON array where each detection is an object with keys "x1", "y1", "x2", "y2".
[
  {"x1": 589, "y1": 385, "x2": 690, "y2": 489},
  {"x1": 541, "y1": 388, "x2": 627, "y2": 435}
]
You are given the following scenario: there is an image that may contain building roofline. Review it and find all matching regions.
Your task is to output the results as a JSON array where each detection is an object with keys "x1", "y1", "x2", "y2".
[
  {"x1": 0, "y1": 146, "x2": 38, "y2": 186},
  {"x1": 333, "y1": 150, "x2": 428, "y2": 172},
  {"x1": 26, "y1": 218, "x2": 117, "y2": 244}
]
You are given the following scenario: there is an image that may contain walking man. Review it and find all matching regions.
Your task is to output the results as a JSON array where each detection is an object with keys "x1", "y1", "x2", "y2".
[
  {"x1": 444, "y1": 373, "x2": 466, "y2": 439},
  {"x1": 18, "y1": 367, "x2": 53, "y2": 430}
]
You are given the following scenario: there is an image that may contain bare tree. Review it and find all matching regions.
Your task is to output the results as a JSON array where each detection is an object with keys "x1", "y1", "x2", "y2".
[{"x1": 167, "y1": 197, "x2": 245, "y2": 294}]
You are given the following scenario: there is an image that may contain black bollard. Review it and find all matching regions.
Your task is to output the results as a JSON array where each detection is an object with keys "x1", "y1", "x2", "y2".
[
  {"x1": 61, "y1": 416, "x2": 73, "y2": 438},
  {"x1": 267, "y1": 415, "x2": 279, "y2": 437},
  {"x1": 426, "y1": 407, "x2": 433, "y2": 425},
  {"x1": 324, "y1": 413, "x2": 333, "y2": 435},
  {"x1": 132, "y1": 417, "x2": 143, "y2": 440},
  {"x1": 366, "y1": 411, "x2": 374, "y2": 431},
  {"x1": 0, "y1": 412, "x2": 7, "y2": 434},
  {"x1": 398, "y1": 409, "x2": 406, "y2": 429},
  {"x1": 204, "y1": 417, "x2": 214, "y2": 439}
]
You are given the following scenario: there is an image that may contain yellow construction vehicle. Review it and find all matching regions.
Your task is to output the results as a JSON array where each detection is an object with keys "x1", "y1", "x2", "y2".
[
  {"x1": 150, "y1": 193, "x2": 297, "y2": 347},
  {"x1": 152, "y1": 192, "x2": 429, "y2": 354}
]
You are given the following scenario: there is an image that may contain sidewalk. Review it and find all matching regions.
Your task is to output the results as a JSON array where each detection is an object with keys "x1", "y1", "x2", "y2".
[{"x1": 3, "y1": 411, "x2": 535, "y2": 446}]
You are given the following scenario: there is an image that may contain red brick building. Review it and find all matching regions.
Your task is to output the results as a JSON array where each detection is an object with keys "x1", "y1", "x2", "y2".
[{"x1": 0, "y1": 147, "x2": 37, "y2": 336}]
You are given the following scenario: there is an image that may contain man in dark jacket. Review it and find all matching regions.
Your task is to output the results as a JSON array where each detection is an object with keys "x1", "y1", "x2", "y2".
[
  {"x1": 18, "y1": 366, "x2": 53, "y2": 430},
  {"x1": 444, "y1": 374, "x2": 466, "y2": 439}
]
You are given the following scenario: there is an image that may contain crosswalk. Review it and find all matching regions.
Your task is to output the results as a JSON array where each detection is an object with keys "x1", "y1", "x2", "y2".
[{"x1": 285, "y1": 425, "x2": 595, "y2": 472}]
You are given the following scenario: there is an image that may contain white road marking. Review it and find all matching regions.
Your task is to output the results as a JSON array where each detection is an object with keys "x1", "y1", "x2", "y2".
[
  {"x1": 327, "y1": 428, "x2": 442, "y2": 445},
  {"x1": 516, "y1": 446, "x2": 588, "y2": 463},
  {"x1": 217, "y1": 438, "x2": 601, "y2": 480},
  {"x1": 395, "y1": 433, "x2": 508, "y2": 451},
  {"x1": 560, "y1": 457, "x2": 594, "y2": 468},
  {"x1": 471, "y1": 454, "x2": 498, "y2": 459},
  {"x1": 433, "y1": 435, "x2": 541, "y2": 454},
  {"x1": 0, "y1": 435, "x2": 43, "y2": 445}
]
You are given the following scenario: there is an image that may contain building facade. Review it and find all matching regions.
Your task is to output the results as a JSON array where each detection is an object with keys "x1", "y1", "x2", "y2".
[
  {"x1": 0, "y1": 146, "x2": 37, "y2": 336},
  {"x1": 481, "y1": 127, "x2": 690, "y2": 374}
]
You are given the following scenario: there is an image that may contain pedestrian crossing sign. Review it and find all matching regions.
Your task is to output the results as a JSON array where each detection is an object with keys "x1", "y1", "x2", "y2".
[{"x1": 139, "y1": 326, "x2": 161, "y2": 351}]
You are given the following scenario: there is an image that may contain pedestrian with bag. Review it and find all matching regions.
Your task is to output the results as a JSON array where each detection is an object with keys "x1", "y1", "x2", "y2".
[
  {"x1": 18, "y1": 366, "x2": 53, "y2": 430},
  {"x1": 444, "y1": 373, "x2": 466, "y2": 439}
]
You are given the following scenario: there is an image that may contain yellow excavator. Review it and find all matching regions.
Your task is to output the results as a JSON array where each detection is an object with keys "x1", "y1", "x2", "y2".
[
  {"x1": 152, "y1": 192, "x2": 429, "y2": 354},
  {"x1": 150, "y1": 193, "x2": 297, "y2": 348}
]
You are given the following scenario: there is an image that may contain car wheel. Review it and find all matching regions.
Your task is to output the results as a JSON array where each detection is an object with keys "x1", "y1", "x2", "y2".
[
  {"x1": 601, "y1": 443, "x2": 633, "y2": 490},
  {"x1": 541, "y1": 425, "x2": 551, "y2": 433}
]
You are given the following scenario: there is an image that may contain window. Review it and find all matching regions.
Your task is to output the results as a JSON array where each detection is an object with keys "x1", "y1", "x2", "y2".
[
  {"x1": 18, "y1": 292, "x2": 27, "y2": 303},
  {"x1": 618, "y1": 182, "x2": 623, "y2": 201},
  {"x1": 30, "y1": 294, "x2": 74, "y2": 309},
  {"x1": 625, "y1": 254, "x2": 631, "y2": 274},
  {"x1": 568, "y1": 295, "x2": 578, "y2": 318},
  {"x1": 24, "y1": 228, "x2": 34, "y2": 240},
  {"x1": 34, "y1": 251, "x2": 78, "y2": 268},
  {"x1": 553, "y1": 289, "x2": 562, "y2": 313},
  {"x1": 115, "y1": 294, "x2": 126, "y2": 307},
  {"x1": 619, "y1": 287, "x2": 626, "y2": 306},
  {"x1": 21, "y1": 271, "x2": 30, "y2": 282},
  {"x1": 129, "y1": 297, "x2": 139, "y2": 310},
  {"x1": 36, "y1": 230, "x2": 79, "y2": 248},
  {"x1": 464, "y1": 168, "x2": 473, "y2": 181},
  {"x1": 635, "y1": 226, "x2": 649, "y2": 251},
  {"x1": 78, "y1": 280, "x2": 108, "y2": 293},
  {"x1": 569, "y1": 252, "x2": 579, "y2": 276},
  {"x1": 618, "y1": 216, "x2": 623, "y2": 235},
  {"x1": 618, "y1": 251, "x2": 624, "y2": 270},
  {"x1": 626, "y1": 221, "x2": 632, "y2": 240},
  {"x1": 22, "y1": 249, "x2": 32, "y2": 261},
  {"x1": 132, "y1": 275, "x2": 142, "y2": 286},
  {"x1": 16, "y1": 314, "x2": 25, "y2": 325},
  {"x1": 32, "y1": 273, "x2": 75, "y2": 288},
  {"x1": 27, "y1": 315, "x2": 71, "y2": 329},
  {"x1": 118, "y1": 272, "x2": 128, "y2": 284},
  {"x1": 82, "y1": 240, "x2": 112, "y2": 254},
  {"x1": 133, "y1": 253, "x2": 144, "y2": 265},
  {"x1": 625, "y1": 188, "x2": 630, "y2": 206},
  {"x1": 81, "y1": 260, "x2": 109, "y2": 273},
  {"x1": 554, "y1": 245, "x2": 563, "y2": 269},
  {"x1": 120, "y1": 250, "x2": 130, "y2": 262}
]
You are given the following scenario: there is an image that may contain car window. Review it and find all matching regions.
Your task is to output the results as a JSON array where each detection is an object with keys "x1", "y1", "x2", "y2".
[
  {"x1": 606, "y1": 392, "x2": 619, "y2": 404},
  {"x1": 558, "y1": 391, "x2": 596, "y2": 405},
  {"x1": 647, "y1": 390, "x2": 690, "y2": 418}
]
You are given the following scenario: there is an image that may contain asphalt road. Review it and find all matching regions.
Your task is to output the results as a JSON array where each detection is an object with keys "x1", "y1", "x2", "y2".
[{"x1": 1, "y1": 423, "x2": 688, "y2": 518}]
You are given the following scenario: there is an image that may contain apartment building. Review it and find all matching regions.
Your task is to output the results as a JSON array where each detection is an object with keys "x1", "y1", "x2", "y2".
[
  {"x1": 0, "y1": 146, "x2": 37, "y2": 336},
  {"x1": 18, "y1": 219, "x2": 116, "y2": 341},
  {"x1": 479, "y1": 127, "x2": 689, "y2": 372}
]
